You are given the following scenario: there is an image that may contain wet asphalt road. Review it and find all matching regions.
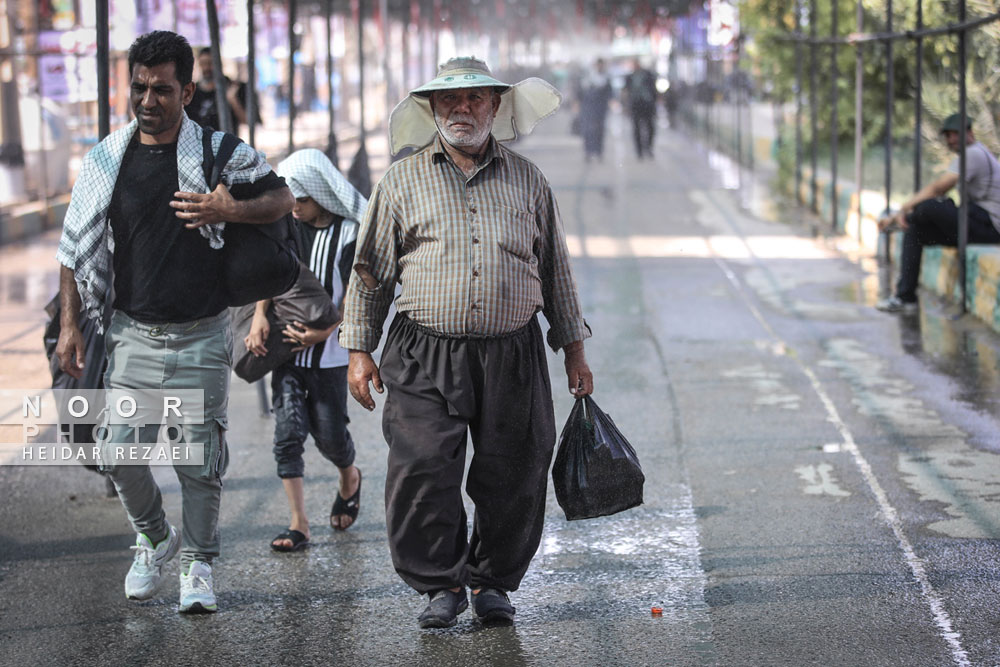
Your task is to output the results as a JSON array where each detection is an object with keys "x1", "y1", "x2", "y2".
[{"x1": 4, "y1": 112, "x2": 1000, "y2": 666}]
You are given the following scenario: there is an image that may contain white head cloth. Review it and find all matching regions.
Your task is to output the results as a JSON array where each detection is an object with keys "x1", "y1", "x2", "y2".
[
  {"x1": 276, "y1": 148, "x2": 368, "y2": 222},
  {"x1": 388, "y1": 56, "x2": 561, "y2": 156}
]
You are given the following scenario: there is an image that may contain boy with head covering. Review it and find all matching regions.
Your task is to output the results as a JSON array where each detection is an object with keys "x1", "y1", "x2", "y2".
[
  {"x1": 247, "y1": 149, "x2": 367, "y2": 550},
  {"x1": 340, "y1": 57, "x2": 595, "y2": 628}
]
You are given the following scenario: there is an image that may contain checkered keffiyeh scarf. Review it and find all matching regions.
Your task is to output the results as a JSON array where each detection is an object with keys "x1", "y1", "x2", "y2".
[
  {"x1": 56, "y1": 113, "x2": 272, "y2": 331},
  {"x1": 276, "y1": 148, "x2": 368, "y2": 224}
]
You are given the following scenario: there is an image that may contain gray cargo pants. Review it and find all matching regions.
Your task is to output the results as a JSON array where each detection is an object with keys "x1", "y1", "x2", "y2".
[{"x1": 100, "y1": 310, "x2": 232, "y2": 566}]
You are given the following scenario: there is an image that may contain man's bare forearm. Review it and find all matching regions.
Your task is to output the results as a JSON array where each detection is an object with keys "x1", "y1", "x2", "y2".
[
  {"x1": 229, "y1": 186, "x2": 294, "y2": 224},
  {"x1": 59, "y1": 265, "x2": 81, "y2": 330}
]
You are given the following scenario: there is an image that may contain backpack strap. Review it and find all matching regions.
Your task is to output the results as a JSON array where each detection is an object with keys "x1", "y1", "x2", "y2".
[{"x1": 201, "y1": 125, "x2": 243, "y2": 191}]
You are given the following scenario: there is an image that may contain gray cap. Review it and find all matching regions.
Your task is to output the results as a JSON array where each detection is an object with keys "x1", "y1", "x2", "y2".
[{"x1": 940, "y1": 113, "x2": 972, "y2": 133}]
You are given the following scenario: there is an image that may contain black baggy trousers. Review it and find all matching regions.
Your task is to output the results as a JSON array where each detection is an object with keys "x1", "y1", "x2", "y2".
[{"x1": 380, "y1": 312, "x2": 557, "y2": 594}]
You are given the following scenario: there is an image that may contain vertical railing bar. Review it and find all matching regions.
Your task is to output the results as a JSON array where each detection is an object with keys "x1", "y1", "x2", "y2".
[
  {"x1": 206, "y1": 0, "x2": 232, "y2": 135},
  {"x1": 247, "y1": 0, "x2": 257, "y2": 147},
  {"x1": 854, "y1": 0, "x2": 864, "y2": 239},
  {"x1": 96, "y1": 0, "x2": 110, "y2": 140},
  {"x1": 914, "y1": 0, "x2": 922, "y2": 192},
  {"x1": 794, "y1": 0, "x2": 803, "y2": 205},
  {"x1": 809, "y1": 0, "x2": 818, "y2": 213},
  {"x1": 884, "y1": 0, "x2": 893, "y2": 227},
  {"x1": 326, "y1": 0, "x2": 338, "y2": 167},
  {"x1": 831, "y1": 0, "x2": 839, "y2": 231},
  {"x1": 287, "y1": 0, "x2": 296, "y2": 156},
  {"x1": 958, "y1": 0, "x2": 968, "y2": 314}
]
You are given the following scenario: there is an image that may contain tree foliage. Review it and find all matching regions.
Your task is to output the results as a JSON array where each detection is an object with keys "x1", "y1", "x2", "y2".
[{"x1": 740, "y1": 0, "x2": 1000, "y2": 162}]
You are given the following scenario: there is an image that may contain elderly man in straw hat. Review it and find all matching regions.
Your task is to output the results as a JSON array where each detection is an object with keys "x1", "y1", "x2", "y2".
[{"x1": 340, "y1": 57, "x2": 594, "y2": 628}]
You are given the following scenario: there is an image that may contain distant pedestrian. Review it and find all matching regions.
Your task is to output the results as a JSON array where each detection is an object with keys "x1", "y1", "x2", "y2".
[
  {"x1": 625, "y1": 58, "x2": 658, "y2": 159},
  {"x1": 575, "y1": 58, "x2": 613, "y2": 162},
  {"x1": 248, "y1": 149, "x2": 367, "y2": 552},
  {"x1": 55, "y1": 30, "x2": 293, "y2": 613},
  {"x1": 185, "y1": 46, "x2": 248, "y2": 132},
  {"x1": 342, "y1": 57, "x2": 594, "y2": 629},
  {"x1": 876, "y1": 113, "x2": 1000, "y2": 313}
]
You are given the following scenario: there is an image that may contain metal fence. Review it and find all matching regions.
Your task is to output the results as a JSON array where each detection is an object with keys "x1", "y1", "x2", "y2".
[{"x1": 677, "y1": 2, "x2": 1000, "y2": 315}]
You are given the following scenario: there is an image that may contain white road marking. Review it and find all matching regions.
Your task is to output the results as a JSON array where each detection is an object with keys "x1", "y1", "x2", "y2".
[
  {"x1": 794, "y1": 463, "x2": 851, "y2": 497},
  {"x1": 691, "y1": 189, "x2": 972, "y2": 667}
]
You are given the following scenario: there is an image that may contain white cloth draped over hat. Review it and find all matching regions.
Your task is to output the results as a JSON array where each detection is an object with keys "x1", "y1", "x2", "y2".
[
  {"x1": 276, "y1": 148, "x2": 368, "y2": 223},
  {"x1": 388, "y1": 56, "x2": 562, "y2": 156}
]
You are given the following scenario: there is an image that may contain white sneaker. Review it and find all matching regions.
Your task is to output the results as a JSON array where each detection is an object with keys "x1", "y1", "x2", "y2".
[
  {"x1": 875, "y1": 295, "x2": 919, "y2": 314},
  {"x1": 124, "y1": 524, "x2": 180, "y2": 600},
  {"x1": 179, "y1": 561, "x2": 218, "y2": 613}
]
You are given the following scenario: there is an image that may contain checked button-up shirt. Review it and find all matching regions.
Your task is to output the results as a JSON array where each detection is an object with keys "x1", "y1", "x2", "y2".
[{"x1": 339, "y1": 135, "x2": 591, "y2": 353}]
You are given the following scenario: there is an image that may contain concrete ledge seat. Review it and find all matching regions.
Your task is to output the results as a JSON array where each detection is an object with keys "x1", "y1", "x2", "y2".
[
  {"x1": 0, "y1": 195, "x2": 71, "y2": 245},
  {"x1": 887, "y1": 228, "x2": 1000, "y2": 327}
]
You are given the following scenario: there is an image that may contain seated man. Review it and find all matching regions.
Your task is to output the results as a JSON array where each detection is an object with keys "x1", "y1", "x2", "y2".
[{"x1": 876, "y1": 114, "x2": 1000, "y2": 313}]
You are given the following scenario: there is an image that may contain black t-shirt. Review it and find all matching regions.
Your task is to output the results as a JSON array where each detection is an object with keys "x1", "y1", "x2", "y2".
[
  {"x1": 110, "y1": 136, "x2": 284, "y2": 324},
  {"x1": 185, "y1": 79, "x2": 246, "y2": 131}
]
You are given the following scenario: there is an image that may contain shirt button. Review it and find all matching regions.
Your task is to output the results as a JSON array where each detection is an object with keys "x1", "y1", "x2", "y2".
[
  {"x1": 472, "y1": 270, "x2": 479, "y2": 277},
  {"x1": 471, "y1": 303, "x2": 478, "y2": 310},
  {"x1": 470, "y1": 207, "x2": 477, "y2": 214},
  {"x1": 472, "y1": 237, "x2": 480, "y2": 244}
]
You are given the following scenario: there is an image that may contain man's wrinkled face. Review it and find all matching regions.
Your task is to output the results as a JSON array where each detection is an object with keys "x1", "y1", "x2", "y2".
[
  {"x1": 130, "y1": 62, "x2": 193, "y2": 139},
  {"x1": 430, "y1": 87, "x2": 500, "y2": 151}
]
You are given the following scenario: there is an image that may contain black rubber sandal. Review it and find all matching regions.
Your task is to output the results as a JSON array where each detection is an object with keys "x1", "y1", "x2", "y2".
[
  {"x1": 270, "y1": 529, "x2": 309, "y2": 552},
  {"x1": 330, "y1": 469, "x2": 362, "y2": 531}
]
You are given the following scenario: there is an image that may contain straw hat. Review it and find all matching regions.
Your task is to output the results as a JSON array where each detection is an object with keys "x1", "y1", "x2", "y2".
[{"x1": 388, "y1": 56, "x2": 561, "y2": 156}]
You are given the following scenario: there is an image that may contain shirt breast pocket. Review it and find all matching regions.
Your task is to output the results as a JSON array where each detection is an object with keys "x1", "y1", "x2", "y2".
[{"x1": 494, "y1": 206, "x2": 539, "y2": 265}]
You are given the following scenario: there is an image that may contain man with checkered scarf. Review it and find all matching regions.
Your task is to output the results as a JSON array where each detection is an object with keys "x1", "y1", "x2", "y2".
[{"x1": 55, "y1": 31, "x2": 293, "y2": 613}]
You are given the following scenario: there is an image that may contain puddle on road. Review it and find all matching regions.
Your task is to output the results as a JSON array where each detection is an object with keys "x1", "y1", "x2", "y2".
[
  {"x1": 721, "y1": 363, "x2": 801, "y2": 410},
  {"x1": 821, "y1": 338, "x2": 1000, "y2": 539}
]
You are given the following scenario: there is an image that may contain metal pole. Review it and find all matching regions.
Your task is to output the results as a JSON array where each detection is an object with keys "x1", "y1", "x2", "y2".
[
  {"x1": 830, "y1": 0, "x2": 839, "y2": 231},
  {"x1": 247, "y1": 0, "x2": 257, "y2": 147},
  {"x1": 205, "y1": 0, "x2": 232, "y2": 135},
  {"x1": 97, "y1": 0, "x2": 110, "y2": 140},
  {"x1": 287, "y1": 0, "x2": 297, "y2": 156},
  {"x1": 794, "y1": 0, "x2": 803, "y2": 205},
  {"x1": 326, "y1": 0, "x2": 338, "y2": 167},
  {"x1": 854, "y1": 0, "x2": 863, "y2": 234},
  {"x1": 914, "y1": 0, "x2": 922, "y2": 192},
  {"x1": 884, "y1": 0, "x2": 893, "y2": 225},
  {"x1": 958, "y1": 0, "x2": 968, "y2": 313},
  {"x1": 809, "y1": 0, "x2": 818, "y2": 213},
  {"x1": 358, "y1": 0, "x2": 366, "y2": 143},
  {"x1": 380, "y1": 0, "x2": 390, "y2": 133}
]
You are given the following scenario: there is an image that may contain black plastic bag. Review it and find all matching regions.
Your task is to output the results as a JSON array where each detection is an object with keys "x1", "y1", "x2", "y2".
[{"x1": 552, "y1": 395, "x2": 645, "y2": 520}]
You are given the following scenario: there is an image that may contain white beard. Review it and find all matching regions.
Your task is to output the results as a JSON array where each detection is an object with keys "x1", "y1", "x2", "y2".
[{"x1": 434, "y1": 110, "x2": 492, "y2": 150}]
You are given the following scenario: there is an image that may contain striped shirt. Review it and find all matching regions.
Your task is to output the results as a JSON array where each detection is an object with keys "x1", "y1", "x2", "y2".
[
  {"x1": 339, "y1": 135, "x2": 590, "y2": 352},
  {"x1": 293, "y1": 218, "x2": 356, "y2": 369}
]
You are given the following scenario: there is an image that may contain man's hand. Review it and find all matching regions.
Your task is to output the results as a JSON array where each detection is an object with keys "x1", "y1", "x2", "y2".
[
  {"x1": 282, "y1": 321, "x2": 336, "y2": 352},
  {"x1": 563, "y1": 341, "x2": 594, "y2": 397},
  {"x1": 56, "y1": 324, "x2": 86, "y2": 380},
  {"x1": 171, "y1": 183, "x2": 237, "y2": 229},
  {"x1": 877, "y1": 210, "x2": 908, "y2": 232},
  {"x1": 348, "y1": 350, "x2": 383, "y2": 411}
]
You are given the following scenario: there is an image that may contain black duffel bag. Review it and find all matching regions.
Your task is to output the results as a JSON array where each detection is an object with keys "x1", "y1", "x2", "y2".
[
  {"x1": 552, "y1": 395, "x2": 645, "y2": 521},
  {"x1": 202, "y1": 127, "x2": 300, "y2": 307}
]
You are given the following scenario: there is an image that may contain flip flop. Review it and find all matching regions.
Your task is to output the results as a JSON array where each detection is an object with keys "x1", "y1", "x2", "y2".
[
  {"x1": 270, "y1": 529, "x2": 309, "y2": 552},
  {"x1": 330, "y1": 469, "x2": 362, "y2": 531}
]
